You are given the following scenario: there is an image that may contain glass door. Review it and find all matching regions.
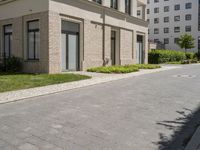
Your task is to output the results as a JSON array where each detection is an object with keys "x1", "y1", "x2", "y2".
[
  {"x1": 67, "y1": 33, "x2": 79, "y2": 71},
  {"x1": 61, "y1": 32, "x2": 79, "y2": 71}
]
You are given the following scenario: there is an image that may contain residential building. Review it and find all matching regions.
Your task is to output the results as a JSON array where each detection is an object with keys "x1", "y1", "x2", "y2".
[
  {"x1": 0, "y1": 0, "x2": 148, "y2": 73},
  {"x1": 147, "y1": 0, "x2": 200, "y2": 52}
]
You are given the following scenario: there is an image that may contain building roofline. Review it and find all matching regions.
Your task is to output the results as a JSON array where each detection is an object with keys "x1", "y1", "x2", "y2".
[{"x1": 79, "y1": 0, "x2": 148, "y2": 27}]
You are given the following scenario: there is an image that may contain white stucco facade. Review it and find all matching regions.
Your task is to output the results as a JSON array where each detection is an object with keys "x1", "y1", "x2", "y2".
[{"x1": 147, "y1": 0, "x2": 199, "y2": 52}]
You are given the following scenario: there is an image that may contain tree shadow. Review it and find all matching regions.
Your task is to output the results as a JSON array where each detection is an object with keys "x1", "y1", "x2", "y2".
[{"x1": 154, "y1": 106, "x2": 200, "y2": 150}]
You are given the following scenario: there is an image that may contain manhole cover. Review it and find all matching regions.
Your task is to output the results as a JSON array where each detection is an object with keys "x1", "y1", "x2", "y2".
[{"x1": 173, "y1": 74, "x2": 196, "y2": 78}]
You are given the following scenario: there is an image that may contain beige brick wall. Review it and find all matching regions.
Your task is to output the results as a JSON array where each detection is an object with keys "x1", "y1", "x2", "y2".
[
  {"x1": 0, "y1": 18, "x2": 23, "y2": 60},
  {"x1": 83, "y1": 20, "x2": 104, "y2": 70},
  {"x1": 104, "y1": 25, "x2": 112, "y2": 66},
  {"x1": 0, "y1": 10, "x2": 147, "y2": 73},
  {"x1": 48, "y1": 11, "x2": 61, "y2": 74},
  {"x1": 0, "y1": 11, "x2": 49, "y2": 73},
  {"x1": 120, "y1": 29, "x2": 134, "y2": 65},
  {"x1": 22, "y1": 12, "x2": 49, "y2": 73}
]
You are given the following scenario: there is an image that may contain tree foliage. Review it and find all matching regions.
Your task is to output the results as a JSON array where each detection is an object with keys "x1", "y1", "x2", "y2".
[{"x1": 176, "y1": 34, "x2": 195, "y2": 53}]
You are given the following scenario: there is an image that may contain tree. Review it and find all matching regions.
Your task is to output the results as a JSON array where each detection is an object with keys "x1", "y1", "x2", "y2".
[{"x1": 176, "y1": 34, "x2": 195, "y2": 53}]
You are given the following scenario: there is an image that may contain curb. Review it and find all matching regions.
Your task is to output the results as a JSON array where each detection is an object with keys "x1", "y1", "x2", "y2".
[{"x1": 0, "y1": 66, "x2": 180, "y2": 104}]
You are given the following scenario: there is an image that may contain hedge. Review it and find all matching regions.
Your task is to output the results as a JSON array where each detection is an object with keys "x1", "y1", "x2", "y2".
[{"x1": 149, "y1": 50, "x2": 186, "y2": 64}]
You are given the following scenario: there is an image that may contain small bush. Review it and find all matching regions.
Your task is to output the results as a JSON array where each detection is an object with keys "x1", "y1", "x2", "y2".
[
  {"x1": 194, "y1": 52, "x2": 200, "y2": 60},
  {"x1": 166, "y1": 61, "x2": 182, "y2": 64},
  {"x1": 149, "y1": 50, "x2": 186, "y2": 64},
  {"x1": 87, "y1": 66, "x2": 139, "y2": 74},
  {"x1": 87, "y1": 64, "x2": 161, "y2": 74},
  {"x1": 4, "y1": 56, "x2": 22, "y2": 72},
  {"x1": 132, "y1": 64, "x2": 161, "y2": 69},
  {"x1": 0, "y1": 63, "x2": 4, "y2": 72},
  {"x1": 185, "y1": 52, "x2": 195, "y2": 60}
]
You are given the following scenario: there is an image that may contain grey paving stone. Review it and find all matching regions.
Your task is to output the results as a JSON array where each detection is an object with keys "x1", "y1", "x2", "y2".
[
  {"x1": 0, "y1": 65, "x2": 199, "y2": 150},
  {"x1": 18, "y1": 143, "x2": 39, "y2": 150}
]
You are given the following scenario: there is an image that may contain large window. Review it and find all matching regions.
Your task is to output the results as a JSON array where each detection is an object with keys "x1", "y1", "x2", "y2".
[
  {"x1": 4, "y1": 25, "x2": 12, "y2": 58},
  {"x1": 125, "y1": 0, "x2": 131, "y2": 15},
  {"x1": 111, "y1": 0, "x2": 118, "y2": 9},
  {"x1": 27, "y1": 20, "x2": 40, "y2": 60}
]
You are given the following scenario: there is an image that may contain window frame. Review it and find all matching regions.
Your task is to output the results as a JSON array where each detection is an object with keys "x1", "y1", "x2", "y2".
[
  {"x1": 110, "y1": 0, "x2": 118, "y2": 9},
  {"x1": 3, "y1": 24, "x2": 12, "y2": 58},
  {"x1": 125, "y1": 0, "x2": 131, "y2": 15},
  {"x1": 27, "y1": 20, "x2": 40, "y2": 61},
  {"x1": 92, "y1": 0, "x2": 102, "y2": 4}
]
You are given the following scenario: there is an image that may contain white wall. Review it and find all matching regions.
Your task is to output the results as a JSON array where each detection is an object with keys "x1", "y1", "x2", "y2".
[{"x1": 147, "y1": 0, "x2": 199, "y2": 52}]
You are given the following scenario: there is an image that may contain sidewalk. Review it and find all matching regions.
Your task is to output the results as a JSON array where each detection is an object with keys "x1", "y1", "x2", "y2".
[{"x1": 0, "y1": 65, "x2": 180, "y2": 104}]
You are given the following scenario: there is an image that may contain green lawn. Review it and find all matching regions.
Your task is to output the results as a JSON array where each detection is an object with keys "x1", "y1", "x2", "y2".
[
  {"x1": 87, "y1": 64, "x2": 161, "y2": 74},
  {"x1": 0, "y1": 73, "x2": 91, "y2": 93}
]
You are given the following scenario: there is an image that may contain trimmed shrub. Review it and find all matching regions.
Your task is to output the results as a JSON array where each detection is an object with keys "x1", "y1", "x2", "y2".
[
  {"x1": 149, "y1": 50, "x2": 186, "y2": 64},
  {"x1": 87, "y1": 64, "x2": 161, "y2": 74},
  {"x1": 185, "y1": 52, "x2": 195, "y2": 60},
  {"x1": 0, "y1": 63, "x2": 4, "y2": 72},
  {"x1": 194, "y1": 52, "x2": 200, "y2": 60},
  {"x1": 87, "y1": 66, "x2": 139, "y2": 74},
  {"x1": 4, "y1": 56, "x2": 22, "y2": 72}
]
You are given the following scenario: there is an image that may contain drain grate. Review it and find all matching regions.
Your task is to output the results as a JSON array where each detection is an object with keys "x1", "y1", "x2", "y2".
[{"x1": 173, "y1": 74, "x2": 196, "y2": 78}]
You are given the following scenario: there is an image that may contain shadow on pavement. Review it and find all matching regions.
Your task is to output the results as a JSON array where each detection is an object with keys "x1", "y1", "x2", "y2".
[{"x1": 154, "y1": 106, "x2": 200, "y2": 150}]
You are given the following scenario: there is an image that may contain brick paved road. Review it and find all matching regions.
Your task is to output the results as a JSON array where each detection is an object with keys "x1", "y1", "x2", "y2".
[{"x1": 0, "y1": 64, "x2": 200, "y2": 150}]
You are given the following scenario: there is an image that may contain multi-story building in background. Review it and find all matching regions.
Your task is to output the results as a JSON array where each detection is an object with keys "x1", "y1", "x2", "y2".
[{"x1": 147, "y1": 0, "x2": 200, "y2": 52}]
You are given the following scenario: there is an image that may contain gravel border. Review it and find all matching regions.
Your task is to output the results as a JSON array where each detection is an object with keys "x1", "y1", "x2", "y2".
[{"x1": 0, "y1": 66, "x2": 180, "y2": 104}]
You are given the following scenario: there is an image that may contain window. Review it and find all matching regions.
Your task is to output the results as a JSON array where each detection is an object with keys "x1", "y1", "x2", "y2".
[
  {"x1": 199, "y1": 0, "x2": 200, "y2": 31},
  {"x1": 164, "y1": 38, "x2": 169, "y2": 44},
  {"x1": 174, "y1": 4, "x2": 180, "y2": 11},
  {"x1": 186, "y1": 3, "x2": 192, "y2": 9},
  {"x1": 164, "y1": 17, "x2": 169, "y2": 23},
  {"x1": 164, "y1": 27, "x2": 169, "y2": 33},
  {"x1": 137, "y1": 10, "x2": 141, "y2": 16},
  {"x1": 154, "y1": 7, "x2": 159, "y2": 13},
  {"x1": 164, "y1": 6, "x2": 169, "y2": 12},
  {"x1": 147, "y1": 9, "x2": 150, "y2": 14},
  {"x1": 3, "y1": 24, "x2": 12, "y2": 58},
  {"x1": 154, "y1": 18, "x2": 159, "y2": 24},
  {"x1": 174, "y1": 38, "x2": 179, "y2": 44},
  {"x1": 92, "y1": 0, "x2": 102, "y2": 4},
  {"x1": 154, "y1": 28, "x2": 159, "y2": 34},
  {"x1": 147, "y1": 0, "x2": 150, "y2": 4},
  {"x1": 27, "y1": 20, "x2": 40, "y2": 60},
  {"x1": 125, "y1": 0, "x2": 131, "y2": 15},
  {"x1": 185, "y1": 26, "x2": 191, "y2": 32},
  {"x1": 174, "y1": 27, "x2": 180, "y2": 33},
  {"x1": 198, "y1": 37, "x2": 200, "y2": 51},
  {"x1": 185, "y1": 14, "x2": 192, "y2": 21},
  {"x1": 111, "y1": 0, "x2": 118, "y2": 9},
  {"x1": 154, "y1": 39, "x2": 159, "y2": 43},
  {"x1": 174, "y1": 16, "x2": 180, "y2": 22},
  {"x1": 154, "y1": 0, "x2": 159, "y2": 3}
]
